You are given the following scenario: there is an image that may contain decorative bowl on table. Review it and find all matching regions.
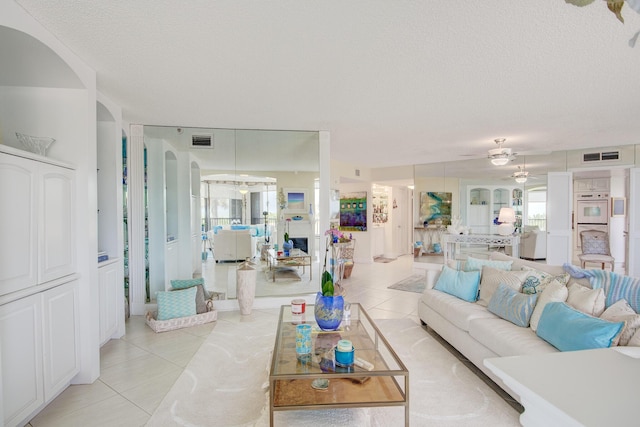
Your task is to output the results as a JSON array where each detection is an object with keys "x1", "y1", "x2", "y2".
[
  {"x1": 16, "y1": 132, "x2": 56, "y2": 157},
  {"x1": 292, "y1": 216, "x2": 303, "y2": 220}
]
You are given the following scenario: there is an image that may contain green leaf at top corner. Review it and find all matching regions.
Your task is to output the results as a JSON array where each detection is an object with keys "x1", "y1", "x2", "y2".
[{"x1": 564, "y1": 0, "x2": 597, "y2": 6}]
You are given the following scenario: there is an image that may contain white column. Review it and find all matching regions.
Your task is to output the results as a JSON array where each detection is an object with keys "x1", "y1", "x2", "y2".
[
  {"x1": 319, "y1": 131, "x2": 331, "y2": 267},
  {"x1": 128, "y1": 124, "x2": 147, "y2": 315}
]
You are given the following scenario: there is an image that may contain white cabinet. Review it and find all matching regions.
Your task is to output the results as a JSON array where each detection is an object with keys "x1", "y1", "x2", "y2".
[
  {"x1": 0, "y1": 149, "x2": 75, "y2": 296},
  {"x1": 467, "y1": 185, "x2": 519, "y2": 234},
  {"x1": 0, "y1": 280, "x2": 80, "y2": 427},
  {"x1": 98, "y1": 261, "x2": 124, "y2": 346},
  {"x1": 39, "y1": 163, "x2": 76, "y2": 283},
  {"x1": 0, "y1": 294, "x2": 43, "y2": 427},
  {"x1": 574, "y1": 178, "x2": 610, "y2": 192},
  {"x1": 42, "y1": 281, "x2": 80, "y2": 401}
]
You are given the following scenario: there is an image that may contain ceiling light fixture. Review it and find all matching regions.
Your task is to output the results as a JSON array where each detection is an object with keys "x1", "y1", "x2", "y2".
[
  {"x1": 488, "y1": 138, "x2": 515, "y2": 166},
  {"x1": 513, "y1": 159, "x2": 529, "y2": 183},
  {"x1": 239, "y1": 183, "x2": 249, "y2": 194}
]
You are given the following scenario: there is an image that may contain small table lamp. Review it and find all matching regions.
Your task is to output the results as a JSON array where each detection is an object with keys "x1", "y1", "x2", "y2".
[{"x1": 497, "y1": 207, "x2": 516, "y2": 236}]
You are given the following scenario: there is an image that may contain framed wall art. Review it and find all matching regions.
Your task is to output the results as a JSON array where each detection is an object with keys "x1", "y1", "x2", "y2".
[
  {"x1": 611, "y1": 197, "x2": 626, "y2": 217},
  {"x1": 419, "y1": 191, "x2": 452, "y2": 226},
  {"x1": 340, "y1": 191, "x2": 367, "y2": 231},
  {"x1": 284, "y1": 188, "x2": 307, "y2": 213}
]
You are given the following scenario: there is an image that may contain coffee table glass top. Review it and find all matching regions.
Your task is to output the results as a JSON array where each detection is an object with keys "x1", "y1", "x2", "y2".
[{"x1": 269, "y1": 303, "x2": 409, "y2": 423}]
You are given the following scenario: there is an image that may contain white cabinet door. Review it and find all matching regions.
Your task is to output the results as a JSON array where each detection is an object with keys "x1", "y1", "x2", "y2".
[
  {"x1": 0, "y1": 294, "x2": 43, "y2": 427},
  {"x1": 39, "y1": 164, "x2": 76, "y2": 283},
  {"x1": 98, "y1": 263, "x2": 123, "y2": 345},
  {"x1": 591, "y1": 178, "x2": 610, "y2": 192},
  {"x1": 547, "y1": 172, "x2": 573, "y2": 265},
  {"x1": 0, "y1": 153, "x2": 38, "y2": 295},
  {"x1": 41, "y1": 281, "x2": 80, "y2": 401}
]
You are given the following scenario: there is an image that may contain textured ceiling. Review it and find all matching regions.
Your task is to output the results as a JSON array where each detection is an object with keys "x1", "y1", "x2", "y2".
[{"x1": 13, "y1": 0, "x2": 640, "y2": 168}]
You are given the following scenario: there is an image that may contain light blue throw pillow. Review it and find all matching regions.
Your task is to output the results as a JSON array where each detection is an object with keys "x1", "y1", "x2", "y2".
[
  {"x1": 170, "y1": 278, "x2": 205, "y2": 290},
  {"x1": 157, "y1": 286, "x2": 197, "y2": 321},
  {"x1": 463, "y1": 256, "x2": 513, "y2": 272},
  {"x1": 536, "y1": 302, "x2": 624, "y2": 351},
  {"x1": 487, "y1": 283, "x2": 539, "y2": 327},
  {"x1": 434, "y1": 265, "x2": 480, "y2": 302}
]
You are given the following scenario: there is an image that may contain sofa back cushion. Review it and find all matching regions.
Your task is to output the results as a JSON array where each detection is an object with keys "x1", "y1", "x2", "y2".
[
  {"x1": 463, "y1": 256, "x2": 512, "y2": 272},
  {"x1": 536, "y1": 302, "x2": 623, "y2": 351},
  {"x1": 490, "y1": 252, "x2": 565, "y2": 276},
  {"x1": 434, "y1": 265, "x2": 480, "y2": 302}
]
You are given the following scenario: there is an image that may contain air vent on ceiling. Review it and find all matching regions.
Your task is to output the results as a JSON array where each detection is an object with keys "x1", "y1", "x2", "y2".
[
  {"x1": 191, "y1": 134, "x2": 213, "y2": 148},
  {"x1": 582, "y1": 150, "x2": 619, "y2": 163}
]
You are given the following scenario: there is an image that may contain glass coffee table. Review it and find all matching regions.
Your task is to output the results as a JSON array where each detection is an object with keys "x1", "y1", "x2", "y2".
[
  {"x1": 266, "y1": 249, "x2": 312, "y2": 282},
  {"x1": 269, "y1": 303, "x2": 409, "y2": 426}
]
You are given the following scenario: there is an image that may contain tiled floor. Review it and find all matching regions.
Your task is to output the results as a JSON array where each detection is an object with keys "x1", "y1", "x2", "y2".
[{"x1": 27, "y1": 253, "x2": 520, "y2": 426}]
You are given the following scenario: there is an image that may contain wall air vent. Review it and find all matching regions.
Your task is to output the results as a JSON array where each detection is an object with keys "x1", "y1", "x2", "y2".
[
  {"x1": 582, "y1": 150, "x2": 620, "y2": 163},
  {"x1": 191, "y1": 134, "x2": 213, "y2": 148}
]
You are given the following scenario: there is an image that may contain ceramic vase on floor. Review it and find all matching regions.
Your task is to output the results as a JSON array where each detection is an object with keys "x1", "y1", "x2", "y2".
[
  {"x1": 314, "y1": 292, "x2": 344, "y2": 331},
  {"x1": 236, "y1": 262, "x2": 257, "y2": 315}
]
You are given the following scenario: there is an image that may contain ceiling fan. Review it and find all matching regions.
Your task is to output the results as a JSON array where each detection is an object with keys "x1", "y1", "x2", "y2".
[{"x1": 487, "y1": 138, "x2": 516, "y2": 166}]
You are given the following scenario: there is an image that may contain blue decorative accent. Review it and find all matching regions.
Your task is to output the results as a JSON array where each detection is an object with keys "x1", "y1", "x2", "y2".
[
  {"x1": 487, "y1": 283, "x2": 538, "y2": 327},
  {"x1": 314, "y1": 292, "x2": 344, "y2": 331},
  {"x1": 434, "y1": 265, "x2": 480, "y2": 302},
  {"x1": 537, "y1": 302, "x2": 624, "y2": 351},
  {"x1": 156, "y1": 287, "x2": 197, "y2": 321}
]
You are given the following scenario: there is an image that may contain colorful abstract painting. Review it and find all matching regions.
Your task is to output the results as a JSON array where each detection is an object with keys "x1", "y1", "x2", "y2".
[
  {"x1": 340, "y1": 191, "x2": 367, "y2": 231},
  {"x1": 420, "y1": 192, "x2": 452, "y2": 226}
]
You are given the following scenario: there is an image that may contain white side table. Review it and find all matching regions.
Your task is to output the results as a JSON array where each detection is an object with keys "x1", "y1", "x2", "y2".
[{"x1": 485, "y1": 347, "x2": 640, "y2": 427}]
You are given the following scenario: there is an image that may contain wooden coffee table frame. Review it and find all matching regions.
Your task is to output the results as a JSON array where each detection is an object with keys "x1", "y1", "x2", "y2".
[{"x1": 269, "y1": 304, "x2": 409, "y2": 426}]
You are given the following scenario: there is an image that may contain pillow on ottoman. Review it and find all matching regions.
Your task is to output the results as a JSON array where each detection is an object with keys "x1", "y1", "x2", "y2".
[
  {"x1": 157, "y1": 286, "x2": 197, "y2": 320},
  {"x1": 537, "y1": 302, "x2": 623, "y2": 351},
  {"x1": 434, "y1": 265, "x2": 480, "y2": 302}
]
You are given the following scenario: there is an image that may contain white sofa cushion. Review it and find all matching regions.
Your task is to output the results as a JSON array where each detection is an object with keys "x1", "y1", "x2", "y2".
[
  {"x1": 600, "y1": 299, "x2": 640, "y2": 346},
  {"x1": 530, "y1": 279, "x2": 568, "y2": 332},
  {"x1": 469, "y1": 317, "x2": 558, "y2": 357},
  {"x1": 422, "y1": 289, "x2": 497, "y2": 332},
  {"x1": 477, "y1": 266, "x2": 530, "y2": 307},
  {"x1": 567, "y1": 283, "x2": 606, "y2": 317}
]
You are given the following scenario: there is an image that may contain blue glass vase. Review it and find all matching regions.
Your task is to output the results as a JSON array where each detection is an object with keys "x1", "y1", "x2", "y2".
[
  {"x1": 314, "y1": 292, "x2": 344, "y2": 331},
  {"x1": 282, "y1": 240, "x2": 293, "y2": 256}
]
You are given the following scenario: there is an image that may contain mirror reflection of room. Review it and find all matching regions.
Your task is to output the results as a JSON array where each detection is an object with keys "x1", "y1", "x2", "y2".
[{"x1": 141, "y1": 126, "x2": 321, "y2": 303}]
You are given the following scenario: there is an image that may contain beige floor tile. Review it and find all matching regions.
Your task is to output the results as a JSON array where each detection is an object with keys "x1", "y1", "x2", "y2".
[
  {"x1": 30, "y1": 394, "x2": 149, "y2": 427},
  {"x1": 100, "y1": 339, "x2": 150, "y2": 369},
  {"x1": 99, "y1": 352, "x2": 182, "y2": 394},
  {"x1": 29, "y1": 381, "x2": 117, "y2": 423},
  {"x1": 119, "y1": 369, "x2": 183, "y2": 414}
]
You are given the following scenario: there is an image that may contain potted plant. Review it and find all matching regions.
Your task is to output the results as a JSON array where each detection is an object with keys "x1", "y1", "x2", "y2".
[{"x1": 314, "y1": 232, "x2": 345, "y2": 330}]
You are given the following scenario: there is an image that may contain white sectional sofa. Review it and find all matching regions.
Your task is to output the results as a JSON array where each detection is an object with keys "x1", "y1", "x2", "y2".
[
  {"x1": 418, "y1": 252, "x2": 640, "y2": 401},
  {"x1": 212, "y1": 229, "x2": 257, "y2": 262}
]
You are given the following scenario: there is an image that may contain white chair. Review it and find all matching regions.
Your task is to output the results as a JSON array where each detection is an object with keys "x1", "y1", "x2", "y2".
[
  {"x1": 519, "y1": 226, "x2": 546, "y2": 260},
  {"x1": 578, "y1": 230, "x2": 614, "y2": 271}
]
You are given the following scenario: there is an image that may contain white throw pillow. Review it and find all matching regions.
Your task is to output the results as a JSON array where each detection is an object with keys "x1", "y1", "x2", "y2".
[
  {"x1": 600, "y1": 299, "x2": 640, "y2": 346},
  {"x1": 530, "y1": 279, "x2": 568, "y2": 332},
  {"x1": 566, "y1": 282, "x2": 606, "y2": 317},
  {"x1": 520, "y1": 265, "x2": 570, "y2": 295},
  {"x1": 477, "y1": 266, "x2": 529, "y2": 307},
  {"x1": 628, "y1": 329, "x2": 640, "y2": 347}
]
